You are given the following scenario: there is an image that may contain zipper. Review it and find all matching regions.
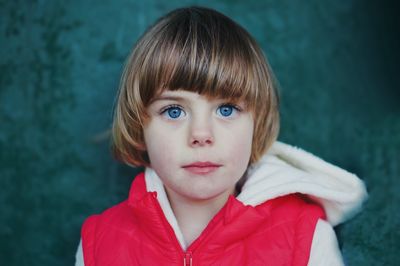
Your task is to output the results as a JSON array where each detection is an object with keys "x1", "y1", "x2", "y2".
[{"x1": 183, "y1": 251, "x2": 193, "y2": 266}]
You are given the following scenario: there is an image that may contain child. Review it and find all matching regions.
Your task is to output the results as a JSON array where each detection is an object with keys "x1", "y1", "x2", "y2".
[{"x1": 76, "y1": 6, "x2": 367, "y2": 265}]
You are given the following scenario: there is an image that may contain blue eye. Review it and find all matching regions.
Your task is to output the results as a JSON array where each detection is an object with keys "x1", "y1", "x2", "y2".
[
  {"x1": 161, "y1": 105, "x2": 185, "y2": 119},
  {"x1": 217, "y1": 104, "x2": 238, "y2": 117}
]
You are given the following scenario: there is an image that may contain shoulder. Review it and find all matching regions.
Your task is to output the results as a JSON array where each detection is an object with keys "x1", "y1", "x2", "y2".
[
  {"x1": 80, "y1": 200, "x2": 139, "y2": 264},
  {"x1": 81, "y1": 173, "x2": 147, "y2": 233},
  {"x1": 267, "y1": 194, "x2": 328, "y2": 264},
  {"x1": 254, "y1": 193, "x2": 327, "y2": 246},
  {"x1": 257, "y1": 193, "x2": 326, "y2": 222},
  {"x1": 82, "y1": 200, "x2": 137, "y2": 234}
]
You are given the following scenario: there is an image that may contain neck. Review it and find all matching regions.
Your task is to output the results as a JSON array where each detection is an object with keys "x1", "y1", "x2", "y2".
[{"x1": 164, "y1": 186, "x2": 235, "y2": 247}]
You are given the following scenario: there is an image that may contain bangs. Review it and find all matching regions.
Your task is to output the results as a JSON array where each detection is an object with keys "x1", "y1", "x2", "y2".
[{"x1": 136, "y1": 8, "x2": 264, "y2": 107}]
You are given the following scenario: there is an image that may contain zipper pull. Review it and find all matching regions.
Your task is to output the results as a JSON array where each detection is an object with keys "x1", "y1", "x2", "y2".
[{"x1": 183, "y1": 251, "x2": 193, "y2": 266}]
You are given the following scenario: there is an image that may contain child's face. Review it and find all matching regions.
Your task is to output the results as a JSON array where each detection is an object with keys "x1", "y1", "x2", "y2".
[{"x1": 143, "y1": 90, "x2": 254, "y2": 202}]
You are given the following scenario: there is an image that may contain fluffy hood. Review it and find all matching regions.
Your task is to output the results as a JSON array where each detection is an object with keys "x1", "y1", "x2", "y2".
[{"x1": 237, "y1": 141, "x2": 368, "y2": 226}]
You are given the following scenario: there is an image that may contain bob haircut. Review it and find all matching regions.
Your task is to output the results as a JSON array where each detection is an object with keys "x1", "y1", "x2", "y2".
[{"x1": 112, "y1": 6, "x2": 280, "y2": 167}]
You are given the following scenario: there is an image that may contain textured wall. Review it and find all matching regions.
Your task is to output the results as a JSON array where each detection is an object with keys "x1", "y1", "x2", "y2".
[{"x1": 1, "y1": 0, "x2": 399, "y2": 265}]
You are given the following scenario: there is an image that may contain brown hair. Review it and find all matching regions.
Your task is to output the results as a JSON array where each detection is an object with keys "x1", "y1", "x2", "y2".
[{"x1": 112, "y1": 6, "x2": 280, "y2": 167}]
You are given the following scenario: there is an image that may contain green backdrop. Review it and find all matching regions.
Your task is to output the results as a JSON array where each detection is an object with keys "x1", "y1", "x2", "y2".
[{"x1": 1, "y1": 0, "x2": 399, "y2": 265}]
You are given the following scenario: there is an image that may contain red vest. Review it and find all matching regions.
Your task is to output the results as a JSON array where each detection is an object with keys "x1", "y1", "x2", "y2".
[{"x1": 82, "y1": 173, "x2": 325, "y2": 265}]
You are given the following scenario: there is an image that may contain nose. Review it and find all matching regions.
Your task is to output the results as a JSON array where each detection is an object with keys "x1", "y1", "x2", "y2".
[{"x1": 189, "y1": 116, "x2": 214, "y2": 147}]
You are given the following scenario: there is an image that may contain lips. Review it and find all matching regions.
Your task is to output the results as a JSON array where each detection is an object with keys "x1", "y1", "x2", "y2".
[{"x1": 182, "y1": 161, "x2": 222, "y2": 175}]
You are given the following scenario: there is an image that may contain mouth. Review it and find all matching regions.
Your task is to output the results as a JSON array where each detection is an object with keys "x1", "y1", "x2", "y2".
[{"x1": 182, "y1": 161, "x2": 222, "y2": 175}]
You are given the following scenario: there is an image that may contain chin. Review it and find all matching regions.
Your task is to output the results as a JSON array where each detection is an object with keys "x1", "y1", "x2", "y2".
[{"x1": 184, "y1": 188, "x2": 230, "y2": 201}]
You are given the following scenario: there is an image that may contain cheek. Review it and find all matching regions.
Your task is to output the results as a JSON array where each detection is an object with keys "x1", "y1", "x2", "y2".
[
  {"x1": 233, "y1": 131, "x2": 253, "y2": 164},
  {"x1": 143, "y1": 123, "x2": 180, "y2": 167},
  {"x1": 223, "y1": 120, "x2": 254, "y2": 166}
]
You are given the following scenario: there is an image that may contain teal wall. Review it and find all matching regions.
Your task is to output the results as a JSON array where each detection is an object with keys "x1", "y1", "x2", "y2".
[{"x1": 1, "y1": 0, "x2": 399, "y2": 265}]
